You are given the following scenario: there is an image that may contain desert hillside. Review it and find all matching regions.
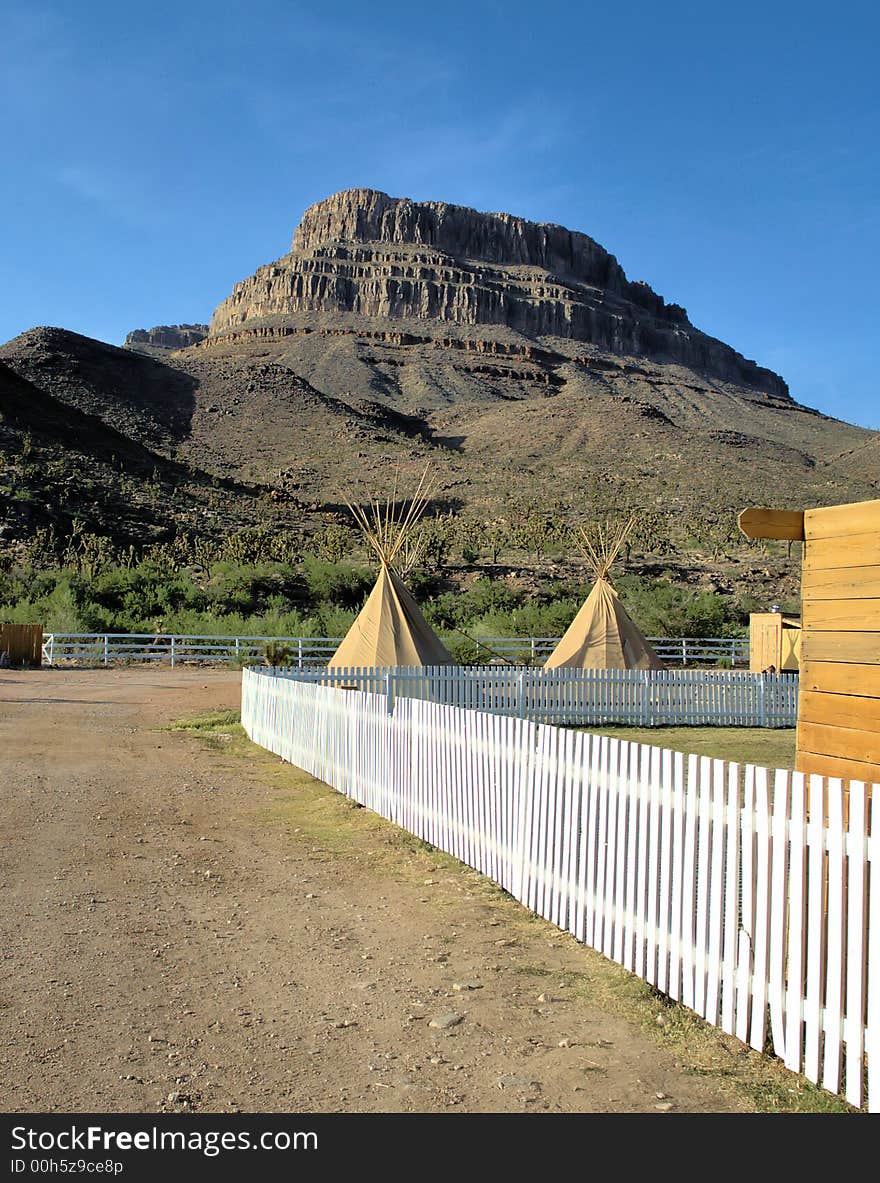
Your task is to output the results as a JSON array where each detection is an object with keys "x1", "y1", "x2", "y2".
[{"x1": 1, "y1": 189, "x2": 877, "y2": 610}]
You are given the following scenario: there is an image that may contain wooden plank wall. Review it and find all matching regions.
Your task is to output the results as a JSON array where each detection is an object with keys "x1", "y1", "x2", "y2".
[
  {"x1": 797, "y1": 498, "x2": 880, "y2": 785},
  {"x1": 0, "y1": 623, "x2": 42, "y2": 667}
]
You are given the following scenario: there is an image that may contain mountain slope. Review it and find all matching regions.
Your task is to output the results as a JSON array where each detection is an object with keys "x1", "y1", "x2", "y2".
[{"x1": 2, "y1": 189, "x2": 877, "y2": 563}]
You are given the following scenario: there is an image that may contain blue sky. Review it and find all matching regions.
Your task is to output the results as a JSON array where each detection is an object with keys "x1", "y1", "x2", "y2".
[{"x1": 1, "y1": 1, "x2": 877, "y2": 427}]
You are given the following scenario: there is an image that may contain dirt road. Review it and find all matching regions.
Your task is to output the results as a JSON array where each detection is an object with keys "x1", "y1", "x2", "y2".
[{"x1": 0, "y1": 669, "x2": 778, "y2": 1113}]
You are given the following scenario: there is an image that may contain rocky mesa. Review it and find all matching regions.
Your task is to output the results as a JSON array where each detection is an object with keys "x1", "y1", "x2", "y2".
[
  {"x1": 124, "y1": 324, "x2": 209, "y2": 356},
  {"x1": 206, "y1": 188, "x2": 788, "y2": 400},
  {"x1": 2, "y1": 188, "x2": 877, "y2": 567}
]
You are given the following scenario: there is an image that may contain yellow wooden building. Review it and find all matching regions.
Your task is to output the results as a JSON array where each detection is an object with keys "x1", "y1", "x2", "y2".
[
  {"x1": 749, "y1": 612, "x2": 801, "y2": 673},
  {"x1": 740, "y1": 498, "x2": 880, "y2": 787}
]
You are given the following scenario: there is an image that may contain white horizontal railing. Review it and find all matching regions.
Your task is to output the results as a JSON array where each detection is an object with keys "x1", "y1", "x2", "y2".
[
  {"x1": 241, "y1": 670, "x2": 880, "y2": 1112},
  {"x1": 40, "y1": 633, "x2": 340, "y2": 668},
  {"x1": 270, "y1": 665, "x2": 798, "y2": 727},
  {"x1": 40, "y1": 632, "x2": 750, "y2": 668}
]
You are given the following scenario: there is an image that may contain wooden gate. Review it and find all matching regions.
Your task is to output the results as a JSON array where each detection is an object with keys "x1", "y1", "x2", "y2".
[
  {"x1": 749, "y1": 612, "x2": 801, "y2": 673},
  {"x1": 0, "y1": 623, "x2": 43, "y2": 667}
]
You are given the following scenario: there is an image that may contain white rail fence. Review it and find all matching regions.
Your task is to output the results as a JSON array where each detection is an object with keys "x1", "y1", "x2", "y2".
[
  {"x1": 40, "y1": 633, "x2": 339, "y2": 667},
  {"x1": 277, "y1": 665, "x2": 798, "y2": 727},
  {"x1": 40, "y1": 632, "x2": 749, "y2": 668},
  {"x1": 241, "y1": 668, "x2": 879, "y2": 1111}
]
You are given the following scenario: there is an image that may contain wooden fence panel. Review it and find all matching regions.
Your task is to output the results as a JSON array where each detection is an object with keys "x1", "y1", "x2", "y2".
[
  {"x1": 803, "y1": 774, "x2": 826, "y2": 1083},
  {"x1": 823, "y1": 781, "x2": 845, "y2": 1094},
  {"x1": 721, "y1": 763, "x2": 740, "y2": 1036},
  {"x1": 0, "y1": 623, "x2": 42, "y2": 666},
  {"x1": 845, "y1": 780, "x2": 868, "y2": 1107},
  {"x1": 784, "y1": 774, "x2": 806, "y2": 1073}
]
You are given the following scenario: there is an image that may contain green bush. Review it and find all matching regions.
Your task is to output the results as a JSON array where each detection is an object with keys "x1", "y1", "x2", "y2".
[
  {"x1": 446, "y1": 636, "x2": 485, "y2": 665},
  {"x1": 300, "y1": 556, "x2": 373, "y2": 609},
  {"x1": 310, "y1": 605, "x2": 355, "y2": 636},
  {"x1": 425, "y1": 578, "x2": 523, "y2": 629},
  {"x1": 263, "y1": 641, "x2": 294, "y2": 666},
  {"x1": 616, "y1": 576, "x2": 727, "y2": 637},
  {"x1": 0, "y1": 533, "x2": 749, "y2": 646}
]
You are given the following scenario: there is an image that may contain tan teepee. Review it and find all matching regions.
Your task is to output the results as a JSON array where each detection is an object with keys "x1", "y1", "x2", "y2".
[
  {"x1": 328, "y1": 471, "x2": 454, "y2": 669},
  {"x1": 544, "y1": 516, "x2": 664, "y2": 671}
]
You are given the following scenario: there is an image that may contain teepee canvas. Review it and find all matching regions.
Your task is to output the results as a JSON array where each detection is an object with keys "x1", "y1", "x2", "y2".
[
  {"x1": 544, "y1": 516, "x2": 663, "y2": 671},
  {"x1": 328, "y1": 471, "x2": 454, "y2": 670}
]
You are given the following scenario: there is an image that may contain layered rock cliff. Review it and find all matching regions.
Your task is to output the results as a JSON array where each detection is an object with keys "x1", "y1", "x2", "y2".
[
  {"x1": 124, "y1": 324, "x2": 209, "y2": 355},
  {"x1": 8, "y1": 187, "x2": 872, "y2": 572},
  {"x1": 207, "y1": 189, "x2": 788, "y2": 399}
]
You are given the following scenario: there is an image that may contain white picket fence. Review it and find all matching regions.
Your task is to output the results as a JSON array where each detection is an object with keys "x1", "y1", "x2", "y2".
[
  {"x1": 273, "y1": 665, "x2": 798, "y2": 727},
  {"x1": 241, "y1": 668, "x2": 879, "y2": 1111}
]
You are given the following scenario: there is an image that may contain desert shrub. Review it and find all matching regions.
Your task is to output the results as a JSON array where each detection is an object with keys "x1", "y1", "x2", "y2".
[
  {"x1": 0, "y1": 575, "x2": 85, "y2": 632},
  {"x1": 0, "y1": 532, "x2": 751, "y2": 645},
  {"x1": 300, "y1": 556, "x2": 373, "y2": 609},
  {"x1": 405, "y1": 569, "x2": 444, "y2": 600},
  {"x1": 263, "y1": 641, "x2": 293, "y2": 666},
  {"x1": 203, "y1": 562, "x2": 303, "y2": 617},
  {"x1": 466, "y1": 578, "x2": 524, "y2": 618},
  {"x1": 445, "y1": 636, "x2": 485, "y2": 665},
  {"x1": 615, "y1": 576, "x2": 728, "y2": 637},
  {"x1": 314, "y1": 605, "x2": 357, "y2": 636},
  {"x1": 312, "y1": 523, "x2": 356, "y2": 563},
  {"x1": 476, "y1": 599, "x2": 581, "y2": 638},
  {"x1": 81, "y1": 562, "x2": 202, "y2": 630},
  {"x1": 219, "y1": 525, "x2": 299, "y2": 566},
  {"x1": 423, "y1": 592, "x2": 460, "y2": 629},
  {"x1": 426, "y1": 579, "x2": 523, "y2": 629}
]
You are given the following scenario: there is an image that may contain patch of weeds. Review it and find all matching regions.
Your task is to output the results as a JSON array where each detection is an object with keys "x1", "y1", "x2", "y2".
[
  {"x1": 508, "y1": 964, "x2": 554, "y2": 977},
  {"x1": 163, "y1": 710, "x2": 246, "y2": 752},
  {"x1": 408, "y1": 837, "x2": 437, "y2": 855},
  {"x1": 165, "y1": 710, "x2": 242, "y2": 731},
  {"x1": 561, "y1": 955, "x2": 855, "y2": 1113},
  {"x1": 741, "y1": 1077, "x2": 851, "y2": 1114},
  {"x1": 255, "y1": 767, "x2": 399, "y2": 863}
]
